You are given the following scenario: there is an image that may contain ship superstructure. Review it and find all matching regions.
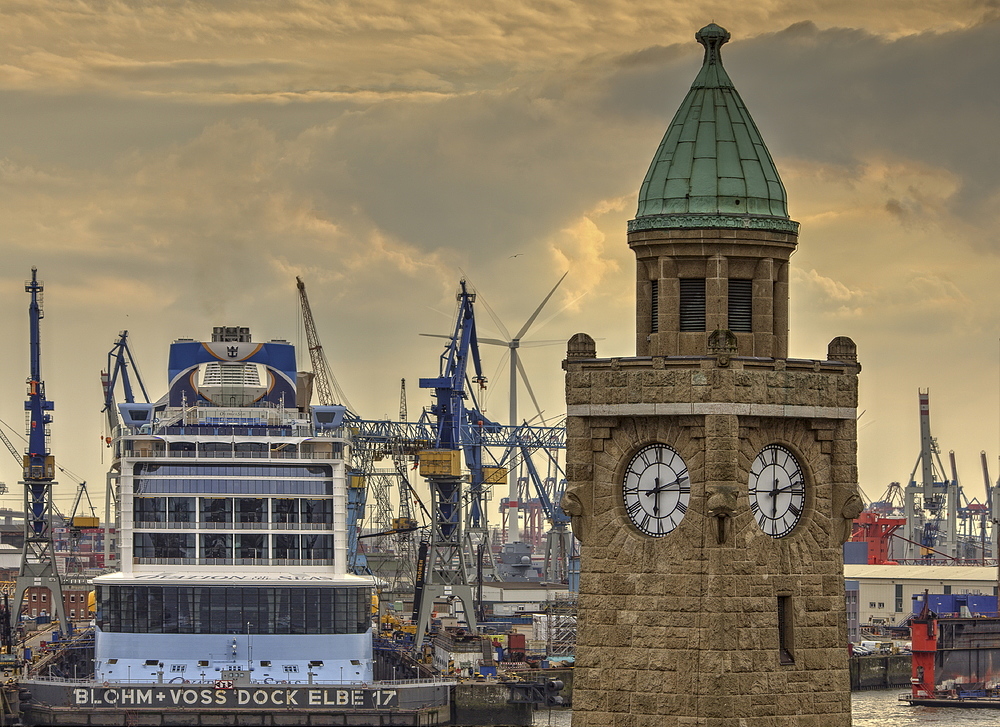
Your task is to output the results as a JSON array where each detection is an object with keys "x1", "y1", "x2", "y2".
[{"x1": 94, "y1": 326, "x2": 375, "y2": 684}]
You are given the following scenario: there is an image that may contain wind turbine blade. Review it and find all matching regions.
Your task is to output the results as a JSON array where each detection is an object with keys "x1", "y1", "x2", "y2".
[
  {"x1": 517, "y1": 339, "x2": 565, "y2": 348},
  {"x1": 522, "y1": 411, "x2": 547, "y2": 426},
  {"x1": 424, "y1": 303, "x2": 462, "y2": 323},
  {"x1": 478, "y1": 338, "x2": 510, "y2": 347},
  {"x1": 489, "y1": 352, "x2": 511, "y2": 390},
  {"x1": 530, "y1": 290, "x2": 589, "y2": 337},
  {"x1": 514, "y1": 271, "x2": 568, "y2": 341},
  {"x1": 469, "y1": 283, "x2": 512, "y2": 342},
  {"x1": 515, "y1": 355, "x2": 544, "y2": 423},
  {"x1": 418, "y1": 333, "x2": 452, "y2": 340}
]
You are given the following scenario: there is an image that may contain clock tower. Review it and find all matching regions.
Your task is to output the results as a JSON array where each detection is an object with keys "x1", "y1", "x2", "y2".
[{"x1": 562, "y1": 24, "x2": 863, "y2": 726}]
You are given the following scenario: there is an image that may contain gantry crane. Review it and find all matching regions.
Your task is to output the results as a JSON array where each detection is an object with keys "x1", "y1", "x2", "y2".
[
  {"x1": 514, "y1": 436, "x2": 573, "y2": 583},
  {"x1": 902, "y1": 390, "x2": 959, "y2": 560},
  {"x1": 412, "y1": 280, "x2": 486, "y2": 643},
  {"x1": 12, "y1": 269, "x2": 67, "y2": 634},
  {"x1": 346, "y1": 281, "x2": 568, "y2": 642}
]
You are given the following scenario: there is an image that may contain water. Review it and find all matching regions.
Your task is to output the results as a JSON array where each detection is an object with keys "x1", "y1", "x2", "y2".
[
  {"x1": 530, "y1": 690, "x2": 1000, "y2": 725},
  {"x1": 852, "y1": 690, "x2": 1000, "y2": 725},
  {"x1": 531, "y1": 710, "x2": 571, "y2": 727}
]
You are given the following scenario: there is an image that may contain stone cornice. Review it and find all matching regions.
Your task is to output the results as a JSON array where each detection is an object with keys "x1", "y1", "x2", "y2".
[
  {"x1": 628, "y1": 214, "x2": 800, "y2": 234},
  {"x1": 567, "y1": 402, "x2": 856, "y2": 419}
]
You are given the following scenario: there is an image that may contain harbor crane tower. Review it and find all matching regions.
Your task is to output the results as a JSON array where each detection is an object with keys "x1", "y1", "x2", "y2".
[
  {"x1": 12, "y1": 269, "x2": 68, "y2": 633},
  {"x1": 413, "y1": 280, "x2": 486, "y2": 644},
  {"x1": 902, "y1": 390, "x2": 962, "y2": 560}
]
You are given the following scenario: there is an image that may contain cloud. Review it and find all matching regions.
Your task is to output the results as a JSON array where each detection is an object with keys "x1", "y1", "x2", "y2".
[
  {"x1": 795, "y1": 269, "x2": 860, "y2": 306},
  {"x1": 4, "y1": 4, "x2": 1000, "y2": 502},
  {"x1": 0, "y1": 1, "x2": 992, "y2": 95},
  {"x1": 546, "y1": 198, "x2": 628, "y2": 311}
]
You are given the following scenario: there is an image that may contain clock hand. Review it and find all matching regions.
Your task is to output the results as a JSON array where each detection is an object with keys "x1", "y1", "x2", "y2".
[
  {"x1": 648, "y1": 473, "x2": 689, "y2": 506},
  {"x1": 646, "y1": 483, "x2": 666, "y2": 496}
]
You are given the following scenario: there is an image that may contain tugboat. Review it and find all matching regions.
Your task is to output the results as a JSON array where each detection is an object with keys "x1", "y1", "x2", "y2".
[{"x1": 20, "y1": 325, "x2": 452, "y2": 726}]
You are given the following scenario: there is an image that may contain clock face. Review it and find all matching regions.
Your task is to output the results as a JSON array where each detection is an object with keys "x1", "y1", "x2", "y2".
[
  {"x1": 622, "y1": 443, "x2": 691, "y2": 537},
  {"x1": 748, "y1": 444, "x2": 805, "y2": 538}
]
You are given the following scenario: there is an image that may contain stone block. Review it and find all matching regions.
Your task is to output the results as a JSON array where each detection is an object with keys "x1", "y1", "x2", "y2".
[{"x1": 611, "y1": 713, "x2": 638, "y2": 727}]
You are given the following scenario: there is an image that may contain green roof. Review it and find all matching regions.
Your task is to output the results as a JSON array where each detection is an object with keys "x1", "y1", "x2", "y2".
[{"x1": 633, "y1": 24, "x2": 792, "y2": 228}]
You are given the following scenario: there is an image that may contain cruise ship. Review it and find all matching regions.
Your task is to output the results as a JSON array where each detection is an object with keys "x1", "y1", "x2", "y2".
[{"x1": 93, "y1": 325, "x2": 375, "y2": 685}]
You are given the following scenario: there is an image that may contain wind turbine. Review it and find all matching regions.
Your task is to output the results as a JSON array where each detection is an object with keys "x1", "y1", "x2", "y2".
[
  {"x1": 475, "y1": 272, "x2": 568, "y2": 543},
  {"x1": 476, "y1": 271, "x2": 568, "y2": 427}
]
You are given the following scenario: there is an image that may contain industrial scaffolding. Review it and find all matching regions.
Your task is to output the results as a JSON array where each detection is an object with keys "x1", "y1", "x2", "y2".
[{"x1": 542, "y1": 594, "x2": 577, "y2": 658}]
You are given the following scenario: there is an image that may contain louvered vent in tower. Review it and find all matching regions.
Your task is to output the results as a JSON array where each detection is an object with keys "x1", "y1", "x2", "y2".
[
  {"x1": 679, "y1": 279, "x2": 706, "y2": 332},
  {"x1": 728, "y1": 279, "x2": 753, "y2": 332},
  {"x1": 650, "y1": 279, "x2": 659, "y2": 333}
]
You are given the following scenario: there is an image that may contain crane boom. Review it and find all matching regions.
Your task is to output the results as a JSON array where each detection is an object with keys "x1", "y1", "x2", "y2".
[
  {"x1": 296, "y1": 277, "x2": 353, "y2": 411},
  {"x1": 102, "y1": 331, "x2": 150, "y2": 435},
  {"x1": 0, "y1": 426, "x2": 20, "y2": 466}
]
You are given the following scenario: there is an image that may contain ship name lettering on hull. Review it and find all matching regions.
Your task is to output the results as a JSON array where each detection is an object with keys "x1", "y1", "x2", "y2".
[{"x1": 73, "y1": 687, "x2": 397, "y2": 709}]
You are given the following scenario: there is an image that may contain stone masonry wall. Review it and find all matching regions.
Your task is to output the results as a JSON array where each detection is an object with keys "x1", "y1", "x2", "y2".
[{"x1": 564, "y1": 351, "x2": 860, "y2": 727}]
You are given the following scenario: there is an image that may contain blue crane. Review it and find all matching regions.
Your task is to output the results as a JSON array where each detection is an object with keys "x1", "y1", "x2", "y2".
[
  {"x1": 419, "y1": 279, "x2": 493, "y2": 534},
  {"x1": 349, "y1": 279, "x2": 569, "y2": 642},
  {"x1": 12, "y1": 269, "x2": 68, "y2": 634},
  {"x1": 411, "y1": 280, "x2": 488, "y2": 643},
  {"x1": 420, "y1": 279, "x2": 487, "y2": 448},
  {"x1": 418, "y1": 282, "x2": 508, "y2": 533},
  {"x1": 515, "y1": 437, "x2": 574, "y2": 583}
]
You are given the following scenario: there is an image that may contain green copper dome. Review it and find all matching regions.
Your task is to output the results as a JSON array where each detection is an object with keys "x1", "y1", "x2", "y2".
[{"x1": 631, "y1": 24, "x2": 796, "y2": 234}]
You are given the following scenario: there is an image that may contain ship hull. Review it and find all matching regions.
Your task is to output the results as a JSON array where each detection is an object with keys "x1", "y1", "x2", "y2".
[
  {"x1": 901, "y1": 694, "x2": 1000, "y2": 708},
  {"x1": 20, "y1": 679, "x2": 453, "y2": 726}
]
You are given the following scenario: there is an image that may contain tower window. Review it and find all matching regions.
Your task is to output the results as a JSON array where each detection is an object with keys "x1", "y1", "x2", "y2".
[
  {"x1": 728, "y1": 279, "x2": 752, "y2": 332},
  {"x1": 777, "y1": 596, "x2": 794, "y2": 664},
  {"x1": 679, "y1": 279, "x2": 706, "y2": 332},
  {"x1": 650, "y1": 279, "x2": 659, "y2": 333}
]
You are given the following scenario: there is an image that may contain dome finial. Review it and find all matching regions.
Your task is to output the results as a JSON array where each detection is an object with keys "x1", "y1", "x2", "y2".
[{"x1": 696, "y1": 23, "x2": 730, "y2": 66}]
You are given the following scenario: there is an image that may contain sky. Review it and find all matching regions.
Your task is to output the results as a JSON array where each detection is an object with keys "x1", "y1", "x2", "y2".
[{"x1": 1, "y1": 1, "x2": 1000, "y2": 517}]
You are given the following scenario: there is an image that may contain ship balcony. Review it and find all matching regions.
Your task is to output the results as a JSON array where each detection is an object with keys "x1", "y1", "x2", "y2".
[
  {"x1": 115, "y1": 443, "x2": 346, "y2": 461},
  {"x1": 114, "y1": 424, "x2": 349, "y2": 441},
  {"x1": 134, "y1": 521, "x2": 333, "y2": 530},
  {"x1": 133, "y1": 557, "x2": 335, "y2": 567}
]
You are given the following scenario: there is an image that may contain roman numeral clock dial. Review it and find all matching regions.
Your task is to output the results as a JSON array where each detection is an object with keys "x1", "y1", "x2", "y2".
[
  {"x1": 748, "y1": 444, "x2": 806, "y2": 538},
  {"x1": 622, "y1": 444, "x2": 691, "y2": 537}
]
